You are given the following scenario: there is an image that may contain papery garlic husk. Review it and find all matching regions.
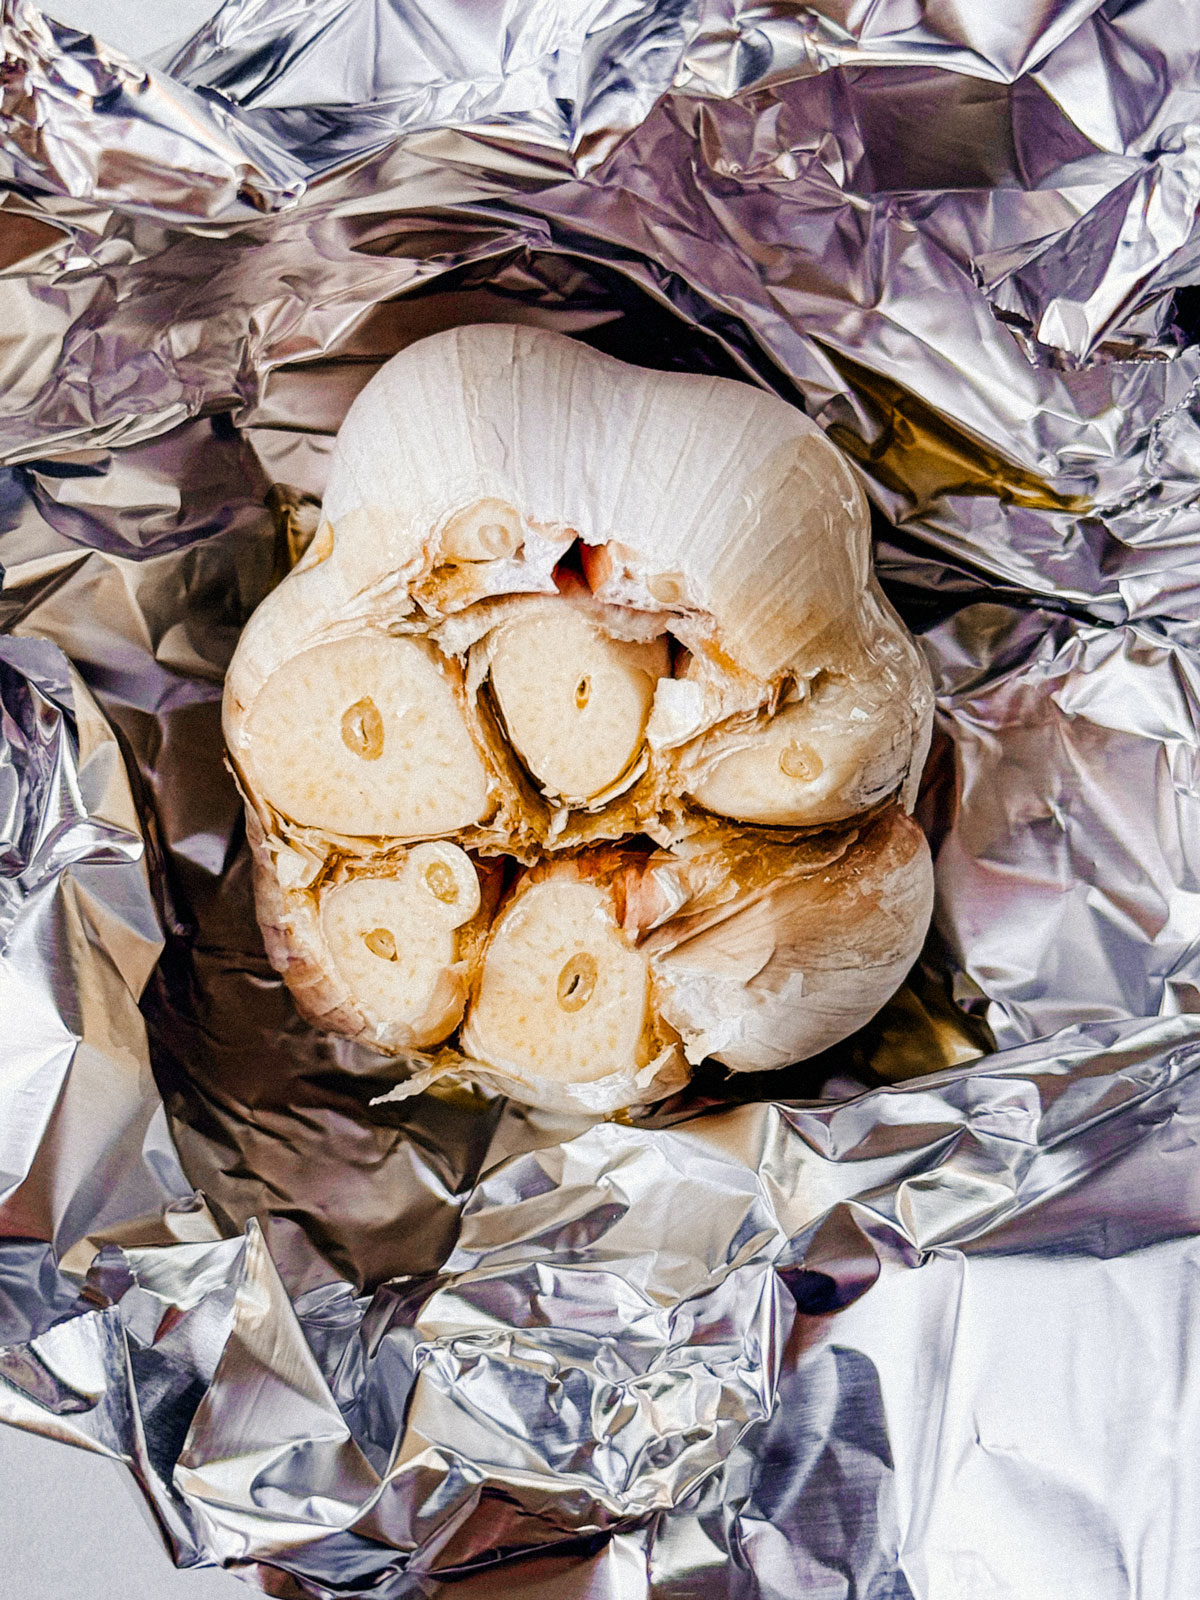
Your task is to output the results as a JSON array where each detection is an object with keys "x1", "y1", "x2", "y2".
[
  {"x1": 644, "y1": 808, "x2": 936, "y2": 1072},
  {"x1": 223, "y1": 324, "x2": 935, "y2": 1113}
]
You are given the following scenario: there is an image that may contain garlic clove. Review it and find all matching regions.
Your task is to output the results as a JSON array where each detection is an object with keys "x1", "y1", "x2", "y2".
[
  {"x1": 319, "y1": 842, "x2": 481, "y2": 1047},
  {"x1": 650, "y1": 809, "x2": 934, "y2": 1071},
  {"x1": 460, "y1": 876, "x2": 654, "y2": 1085},
  {"x1": 484, "y1": 608, "x2": 669, "y2": 802},
  {"x1": 684, "y1": 673, "x2": 914, "y2": 827},
  {"x1": 404, "y1": 839, "x2": 483, "y2": 922},
  {"x1": 242, "y1": 635, "x2": 491, "y2": 838},
  {"x1": 439, "y1": 498, "x2": 524, "y2": 562}
]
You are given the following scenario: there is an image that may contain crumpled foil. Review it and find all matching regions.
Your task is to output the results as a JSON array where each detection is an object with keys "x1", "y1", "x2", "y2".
[{"x1": 3, "y1": 0, "x2": 1200, "y2": 1594}]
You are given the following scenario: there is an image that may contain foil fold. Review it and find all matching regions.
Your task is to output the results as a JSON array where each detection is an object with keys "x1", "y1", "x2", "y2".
[{"x1": 7, "y1": 1016, "x2": 1200, "y2": 1596}]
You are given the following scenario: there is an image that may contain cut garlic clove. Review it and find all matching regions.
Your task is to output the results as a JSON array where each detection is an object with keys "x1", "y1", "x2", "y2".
[
  {"x1": 242, "y1": 635, "x2": 491, "y2": 838},
  {"x1": 485, "y1": 608, "x2": 669, "y2": 802},
  {"x1": 439, "y1": 498, "x2": 524, "y2": 563},
  {"x1": 685, "y1": 675, "x2": 913, "y2": 827},
  {"x1": 319, "y1": 843, "x2": 481, "y2": 1046},
  {"x1": 405, "y1": 839, "x2": 482, "y2": 923},
  {"x1": 460, "y1": 877, "x2": 653, "y2": 1085}
]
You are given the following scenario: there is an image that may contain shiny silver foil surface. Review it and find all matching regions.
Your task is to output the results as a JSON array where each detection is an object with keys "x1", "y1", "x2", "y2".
[{"x1": 2, "y1": 0, "x2": 1200, "y2": 1594}]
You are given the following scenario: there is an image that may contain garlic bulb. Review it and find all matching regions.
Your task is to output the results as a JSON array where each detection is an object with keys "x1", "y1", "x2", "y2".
[{"x1": 223, "y1": 324, "x2": 935, "y2": 1114}]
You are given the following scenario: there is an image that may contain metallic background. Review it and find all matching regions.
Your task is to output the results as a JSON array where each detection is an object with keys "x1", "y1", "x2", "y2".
[{"x1": 2, "y1": 1, "x2": 1200, "y2": 1593}]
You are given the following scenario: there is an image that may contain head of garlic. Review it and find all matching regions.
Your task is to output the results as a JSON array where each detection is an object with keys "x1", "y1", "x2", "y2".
[{"x1": 223, "y1": 324, "x2": 935, "y2": 1114}]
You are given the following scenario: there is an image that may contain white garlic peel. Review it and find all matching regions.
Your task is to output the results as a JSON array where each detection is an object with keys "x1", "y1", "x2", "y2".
[
  {"x1": 648, "y1": 810, "x2": 934, "y2": 1071},
  {"x1": 223, "y1": 324, "x2": 936, "y2": 1113}
]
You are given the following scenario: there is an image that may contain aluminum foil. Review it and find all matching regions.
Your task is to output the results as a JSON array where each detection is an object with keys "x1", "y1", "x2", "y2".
[{"x1": 3, "y1": 0, "x2": 1200, "y2": 1594}]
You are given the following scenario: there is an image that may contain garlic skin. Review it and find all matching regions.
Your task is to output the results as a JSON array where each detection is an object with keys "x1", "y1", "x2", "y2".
[
  {"x1": 223, "y1": 324, "x2": 935, "y2": 1113},
  {"x1": 646, "y1": 810, "x2": 935, "y2": 1071}
]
